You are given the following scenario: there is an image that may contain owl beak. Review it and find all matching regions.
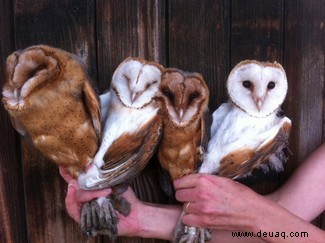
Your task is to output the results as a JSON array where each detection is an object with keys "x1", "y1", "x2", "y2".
[
  {"x1": 176, "y1": 108, "x2": 184, "y2": 122},
  {"x1": 179, "y1": 109, "x2": 184, "y2": 119},
  {"x1": 253, "y1": 96, "x2": 265, "y2": 111},
  {"x1": 131, "y1": 91, "x2": 141, "y2": 103}
]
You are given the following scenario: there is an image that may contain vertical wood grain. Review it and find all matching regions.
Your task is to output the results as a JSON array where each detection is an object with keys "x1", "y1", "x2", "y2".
[
  {"x1": 96, "y1": 0, "x2": 166, "y2": 92},
  {"x1": 96, "y1": 1, "x2": 168, "y2": 242},
  {"x1": 168, "y1": 0, "x2": 231, "y2": 110},
  {"x1": 231, "y1": 0, "x2": 284, "y2": 65},
  {"x1": 12, "y1": 0, "x2": 100, "y2": 242},
  {"x1": 284, "y1": 0, "x2": 325, "y2": 167},
  {"x1": 0, "y1": 1, "x2": 28, "y2": 242},
  {"x1": 14, "y1": 0, "x2": 98, "y2": 78}
]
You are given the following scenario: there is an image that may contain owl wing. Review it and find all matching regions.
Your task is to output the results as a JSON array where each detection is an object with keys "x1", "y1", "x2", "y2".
[
  {"x1": 99, "y1": 91, "x2": 111, "y2": 122},
  {"x1": 83, "y1": 80, "x2": 101, "y2": 139},
  {"x1": 8, "y1": 115, "x2": 27, "y2": 136},
  {"x1": 197, "y1": 109, "x2": 212, "y2": 172},
  {"x1": 210, "y1": 102, "x2": 232, "y2": 136},
  {"x1": 216, "y1": 116, "x2": 291, "y2": 179},
  {"x1": 85, "y1": 113, "x2": 163, "y2": 190}
]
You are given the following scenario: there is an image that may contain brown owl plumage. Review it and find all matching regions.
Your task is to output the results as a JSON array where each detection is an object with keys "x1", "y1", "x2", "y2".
[
  {"x1": 156, "y1": 68, "x2": 211, "y2": 243},
  {"x1": 157, "y1": 68, "x2": 210, "y2": 180},
  {"x1": 2, "y1": 45, "x2": 101, "y2": 178}
]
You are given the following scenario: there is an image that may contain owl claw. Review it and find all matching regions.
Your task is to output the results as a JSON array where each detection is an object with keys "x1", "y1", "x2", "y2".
[
  {"x1": 80, "y1": 201, "x2": 98, "y2": 237},
  {"x1": 80, "y1": 197, "x2": 118, "y2": 241},
  {"x1": 200, "y1": 228, "x2": 212, "y2": 243},
  {"x1": 174, "y1": 224, "x2": 211, "y2": 243},
  {"x1": 179, "y1": 226, "x2": 197, "y2": 243}
]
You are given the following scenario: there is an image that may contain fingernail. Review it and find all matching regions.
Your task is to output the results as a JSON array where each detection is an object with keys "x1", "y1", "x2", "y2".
[{"x1": 68, "y1": 182, "x2": 75, "y2": 191}]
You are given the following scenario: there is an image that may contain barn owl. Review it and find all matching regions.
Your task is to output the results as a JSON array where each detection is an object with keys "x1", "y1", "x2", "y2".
[
  {"x1": 2, "y1": 45, "x2": 101, "y2": 178},
  {"x1": 200, "y1": 60, "x2": 291, "y2": 179},
  {"x1": 156, "y1": 68, "x2": 211, "y2": 243},
  {"x1": 78, "y1": 57, "x2": 163, "y2": 239}
]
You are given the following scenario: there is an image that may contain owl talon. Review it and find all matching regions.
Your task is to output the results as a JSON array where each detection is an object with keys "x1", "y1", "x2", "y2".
[
  {"x1": 174, "y1": 224, "x2": 211, "y2": 243},
  {"x1": 80, "y1": 197, "x2": 119, "y2": 240},
  {"x1": 81, "y1": 201, "x2": 98, "y2": 237},
  {"x1": 98, "y1": 197, "x2": 118, "y2": 233},
  {"x1": 197, "y1": 228, "x2": 212, "y2": 243},
  {"x1": 178, "y1": 228, "x2": 197, "y2": 243},
  {"x1": 181, "y1": 226, "x2": 197, "y2": 243}
]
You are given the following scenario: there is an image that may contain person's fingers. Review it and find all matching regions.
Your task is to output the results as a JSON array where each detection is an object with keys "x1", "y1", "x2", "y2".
[
  {"x1": 173, "y1": 174, "x2": 202, "y2": 189},
  {"x1": 183, "y1": 201, "x2": 197, "y2": 214},
  {"x1": 64, "y1": 179, "x2": 112, "y2": 224},
  {"x1": 59, "y1": 166, "x2": 74, "y2": 183},
  {"x1": 65, "y1": 179, "x2": 112, "y2": 203},
  {"x1": 65, "y1": 181, "x2": 81, "y2": 223},
  {"x1": 183, "y1": 200, "x2": 208, "y2": 217},
  {"x1": 75, "y1": 187, "x2": 112, "y2": 203},
  {"x1": 175, "y1": 188, "x2": 197, "y2": 203},
  {"x1": 181, "y1": 213, "x2": 205, "y2": 228}
]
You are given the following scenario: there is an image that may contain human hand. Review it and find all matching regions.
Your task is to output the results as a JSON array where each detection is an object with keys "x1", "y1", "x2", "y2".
[
  {"x1": 59, "y1": 166, "x2": 112, "y2": 223},
  {"x1": 59, "y1": 166, "x2": 143, "y2": 237},
  {"x1": 173, "y1": 174, "x2": 268, "y2": 232}
]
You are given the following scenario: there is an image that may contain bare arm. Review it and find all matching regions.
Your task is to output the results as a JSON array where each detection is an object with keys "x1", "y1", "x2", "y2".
[
  {"x1": 59, "y1": 144, "x2": 325, "y2": 242},
  {"x1": 174, "y1": 143, "x2": 325, "y2": 242},
  {"x1": 60, "y1": 166, "x2": 181, "y2": 240},
  {"x1": 267, "y1": 143, "x2": 325, "y2": 221}
]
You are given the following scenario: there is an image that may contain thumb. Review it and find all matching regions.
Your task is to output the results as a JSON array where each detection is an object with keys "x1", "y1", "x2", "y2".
[{"x1": 65, "y1": 181, "x2": 81, "y2": 223}]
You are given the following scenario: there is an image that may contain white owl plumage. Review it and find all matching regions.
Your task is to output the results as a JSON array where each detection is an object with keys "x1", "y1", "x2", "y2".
[
  {"x1": 77, "y1": 57, "x2": 163, "y2": 238},
  {"x1": 78, "y1": 57, "x2": 163, "y2": 189},
  {"x1": 200, "y1": 60, "x2": 291, "y2": 178}
]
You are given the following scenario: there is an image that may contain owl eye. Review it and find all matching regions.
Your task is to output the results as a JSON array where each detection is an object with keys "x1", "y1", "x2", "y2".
[
  {"x1": 267, "y1": 81, "x2": 275, "y2": 89},
  {"x1": 162, "y1": 89, "x2": 173, "y2": 99},
  {"x1": 146, "y1": 80, "x2": 157, "y2": 89},
  {"x1": 29, "y1": 64, "x2": 47, "y2": 79},
  {"x1": 189, "y1": 92, "x2": 199, "y2": 102},
  {"x1": 242, "y1": 80, "x2": 251, "y2": 89},
  {"x1": 123, "y1": 74, "x2": 130, "y2": 82}
]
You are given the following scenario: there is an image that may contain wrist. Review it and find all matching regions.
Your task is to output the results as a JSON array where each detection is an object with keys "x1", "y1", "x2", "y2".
[
  {"x1": 249, "y1": 197, "x2": 282, "y2": 233},
  {"x1": 135, "y1": 202, "x2": 182, "y2": 240},
  {"x1": 248, "y1": 198, "x2": 320, "y2": 243}
]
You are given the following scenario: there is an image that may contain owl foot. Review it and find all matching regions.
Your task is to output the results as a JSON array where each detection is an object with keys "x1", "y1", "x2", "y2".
[
  {"x1": 80, "y1": 197, "x2": 118, "y2": 240},
  {"x1": 174, "y1": 224, "x2": 211, "y2": 243},
  {"x1": 110, "y1": 193, "x2": 131, "y2": 216},
  {"x1": 199, "y1": 228, "x2": 212, "y2": 242},
  {"x1": 179, "y1": 226, "x2": 198, "y2": 243}
]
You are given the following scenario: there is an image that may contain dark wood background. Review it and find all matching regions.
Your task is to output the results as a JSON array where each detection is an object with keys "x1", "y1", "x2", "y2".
[{"x1": 0, "y1": 0, "x2": 324, "y2": 242}]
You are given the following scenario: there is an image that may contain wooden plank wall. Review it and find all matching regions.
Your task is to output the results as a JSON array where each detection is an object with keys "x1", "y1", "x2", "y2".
[{"x1": 0, "y1": 0, "x2": 324, "y2": 242}]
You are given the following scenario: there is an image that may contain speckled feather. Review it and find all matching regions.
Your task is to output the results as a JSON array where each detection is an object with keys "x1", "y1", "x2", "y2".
[
  {"x1": 157, "y1": 68, "x2": 210, "y2": 181},
  {"x1": 2, "y1": 45, "x2": 101, "y2": 178},
  {"x1": 156, "y1": 68, "x2": 212, "y2": 243}
]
